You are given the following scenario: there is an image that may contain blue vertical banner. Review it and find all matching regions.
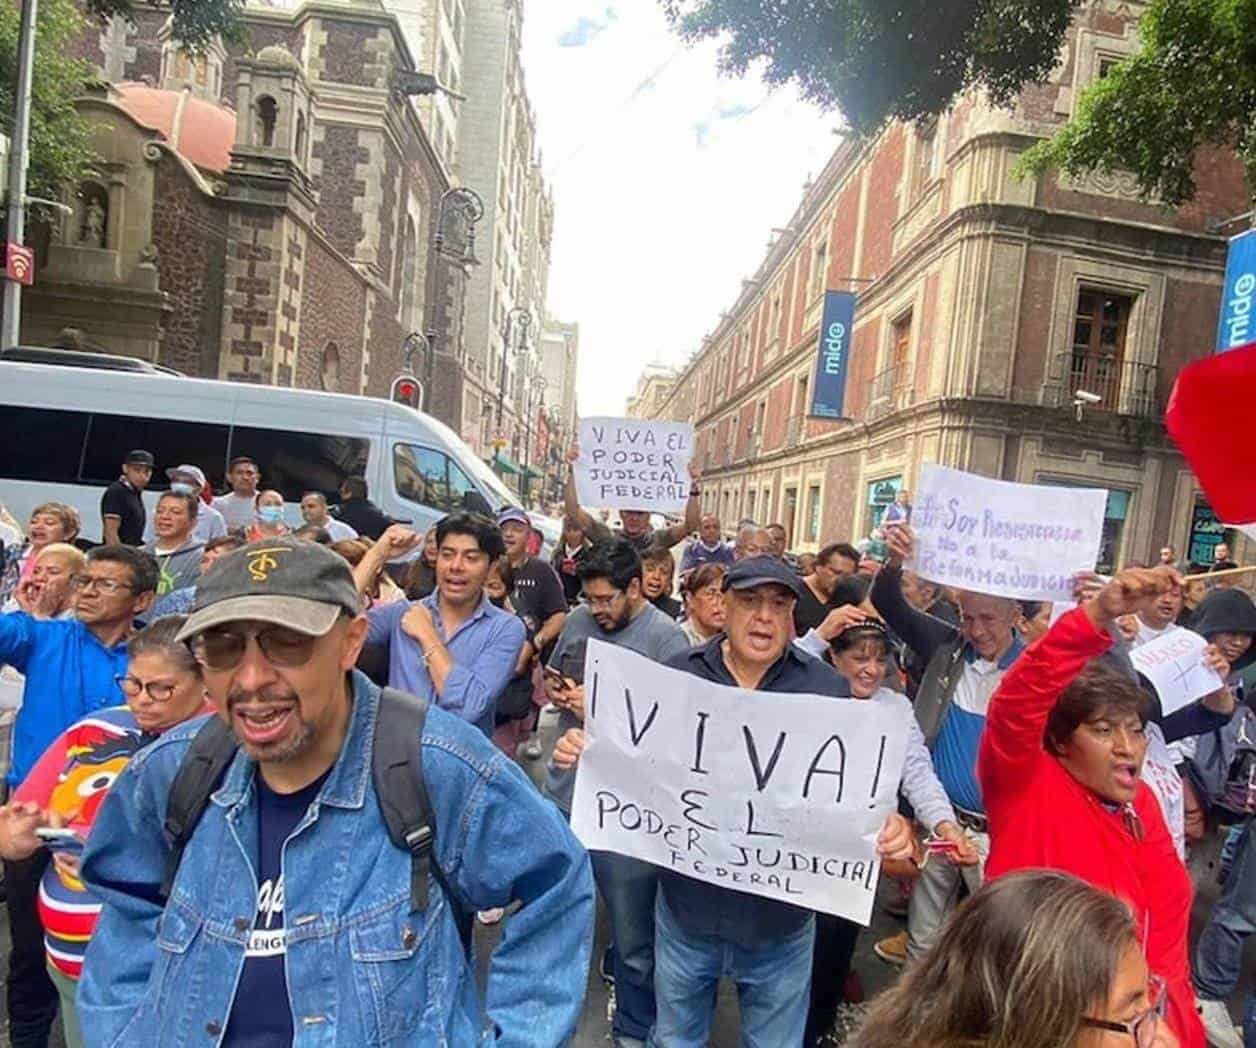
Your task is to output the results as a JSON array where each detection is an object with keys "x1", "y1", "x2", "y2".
[
  {"x1": 1216, "y1": 228, "x2": 1256, "y2": 352},
  {"x1": 809, "y1": 291, "x2": 857, "y2": 418}
]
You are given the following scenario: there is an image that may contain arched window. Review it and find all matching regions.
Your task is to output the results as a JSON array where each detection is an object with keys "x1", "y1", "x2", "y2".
[{"x1": 256, "y1": 95, "x2": 278, "y2": 147}]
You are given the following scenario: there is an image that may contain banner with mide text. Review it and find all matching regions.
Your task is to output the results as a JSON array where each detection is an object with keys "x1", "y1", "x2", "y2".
[
  {"x1": 907, "y1": 464, "x2": 1107, "y2": 602},
  {"x1": 575, "y1": 417, "x2": 694, "y2": 513},
  {"x1": 570, "y1": 641, "x2": 910, "y2": 924}
]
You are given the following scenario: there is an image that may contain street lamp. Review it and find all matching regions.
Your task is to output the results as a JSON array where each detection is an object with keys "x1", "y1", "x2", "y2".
[
  {"x1": 521, "y1": 375, "x2": 547, "y2": 503},
  {"x1": 434, "y1": 187, "x2": 484, "y2": 271},
  {"x1": 491, "y1": 307, "x2": 531, "y2": 478}
]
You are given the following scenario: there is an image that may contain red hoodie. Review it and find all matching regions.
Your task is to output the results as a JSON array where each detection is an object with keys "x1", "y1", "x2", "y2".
[{"x1": 978, "y1": 607, "x2": 1203, "y2": 1048}]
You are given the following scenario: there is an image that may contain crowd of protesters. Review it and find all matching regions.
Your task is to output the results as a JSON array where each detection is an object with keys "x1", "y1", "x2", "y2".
[{"x1": 0, "y1": 441, "x2": 1250, "y2": 1048}]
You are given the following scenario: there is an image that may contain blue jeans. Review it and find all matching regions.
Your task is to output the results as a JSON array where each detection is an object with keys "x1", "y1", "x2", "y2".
[
  {"x1": 1196, "y1": 821, "x2": 1256, "y2": 1017},
  {"x1": 590, "y1": 850, "x2": 659, "y2": 1041},
  {"x1": 648, "y1": 894, "x2": 814, "y2": 1048}
]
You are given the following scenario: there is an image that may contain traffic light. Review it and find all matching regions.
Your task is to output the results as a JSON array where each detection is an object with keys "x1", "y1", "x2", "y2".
[{"x1": 390, "y1": 373, "x2": 423, "y2": 410}]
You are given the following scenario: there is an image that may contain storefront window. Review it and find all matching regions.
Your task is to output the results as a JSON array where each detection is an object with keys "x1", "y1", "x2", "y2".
[{"x1": 1188, "y1": 499, "x2": 1232, "y2": 568}]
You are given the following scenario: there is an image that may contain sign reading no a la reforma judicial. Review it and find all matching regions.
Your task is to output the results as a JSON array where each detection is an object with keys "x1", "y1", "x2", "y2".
[
  {"x1": 1217, "y1": 228, "x2": 1256, "y2": 353},
  {"x1": 809, "y1": 291, "x2": 857, "y2": 419}
]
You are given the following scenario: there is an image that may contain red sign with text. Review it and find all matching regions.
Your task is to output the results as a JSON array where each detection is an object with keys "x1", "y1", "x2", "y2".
[{"x1": 5, "y1": 243, "x2": 33, "y2": 286}]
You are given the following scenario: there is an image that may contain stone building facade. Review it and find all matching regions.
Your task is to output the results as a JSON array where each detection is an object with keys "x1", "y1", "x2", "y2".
[
  {"x1": 24, "y1": 0, "x2": 481, "y2": 428},
  {"x1": 649, "y1": 0, "x2": 1249, "y2": 572}
]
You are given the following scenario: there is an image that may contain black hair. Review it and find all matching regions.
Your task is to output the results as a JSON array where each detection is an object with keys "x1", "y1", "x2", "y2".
[
  {"x1": 490, "y1": 556, "x2": 516, "y2": 591},
  {"x1": 641, "y1": 545, "x2": 676, "y2": 570},
  {"x1": 157, "y1": 490, "x2": 200, "y2": 520},
  {"x1": 228, "y1": 456, "x2": 257, "y2": 470},
  {"x1": 340, "y1": 476, "x2": 368, "y2": 500},
  {"x1": 127, "y1": 615, "x2": 199, "y2": 674},
  {"x1": 88, "y1": 545, "x2": 159, "y2": 595},
  {"x1": 205, "y1": 534, "x2": 247, "y2": 555},
  {"x1": 293, "y1": 525, "x2": 332, "y2": 545},
  {"x1": 578, "y1": 539, "x2": 643, "y2": 592},
  {"x1": 1018, "y1": 600, "x2": 1045, "y2": 621},
  {"x1": 819, "y1": 542, "x2": 860, "y2": 567},
  {"x1": 829, "y1": 622, "x2": 891, "y2": 656},
  {"x1": 436, "y1": 512, "x2": 506, "y2": 560}
]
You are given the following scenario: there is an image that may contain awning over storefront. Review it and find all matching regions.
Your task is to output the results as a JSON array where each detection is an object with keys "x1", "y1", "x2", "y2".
[{"x1": 489, "y1": 453, "x2": 523, "y2": 476}]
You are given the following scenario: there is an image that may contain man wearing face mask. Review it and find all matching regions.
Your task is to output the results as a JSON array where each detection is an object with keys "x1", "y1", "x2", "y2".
[{"x1": 143, "y1": 466, "x2": 226, "y2": 546}]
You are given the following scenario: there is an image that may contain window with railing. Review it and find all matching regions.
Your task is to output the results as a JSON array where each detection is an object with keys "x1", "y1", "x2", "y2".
[
  {"x1": 1070, "y1": 289, "x2": 1133, "y2": 412},
  {"x1": 804, "y1": 484, "x2": 821, "y2": 543},
  {"x1": 869, "y1": 313, "x2": 913, "y2": 417}
]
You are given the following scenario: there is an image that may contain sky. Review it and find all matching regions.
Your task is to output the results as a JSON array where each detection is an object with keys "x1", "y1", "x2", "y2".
[{"x1": 520, "y1": 2, "x2": 839, "y2": 417}]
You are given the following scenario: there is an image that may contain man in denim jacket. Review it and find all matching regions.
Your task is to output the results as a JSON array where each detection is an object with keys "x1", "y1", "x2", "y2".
[{"x1": 77, "y1": 538, "x2": 594, "y2": 1046}]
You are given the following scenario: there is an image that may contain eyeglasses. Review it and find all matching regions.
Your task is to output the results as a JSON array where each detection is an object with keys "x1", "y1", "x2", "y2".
[
  {"x1": 192, "y1": 626, "x2": 317, "y2": 671},
  {"x1": 115, "y1": 675, "x2": 183, "y2": 702},
  {"x1": 70, "y1": 574, "x2": 135, "y2": 595},
  {"x1": 585, "y1": 590, "x2": 625, "y2": 611},
  {"x1": 1082, "y1": 975, "x2": 1166, "y2": 1047}
]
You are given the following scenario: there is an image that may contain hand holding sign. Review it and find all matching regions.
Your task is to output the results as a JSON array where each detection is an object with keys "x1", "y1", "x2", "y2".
[
  {"x1": 1129, "y1": 627, "x2": 1227, "y2": 717},
  {"x1": 909, "y1": 466, "x2": 1106, "y2": 602}
]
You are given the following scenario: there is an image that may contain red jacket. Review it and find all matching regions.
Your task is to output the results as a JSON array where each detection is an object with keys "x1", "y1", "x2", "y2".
[{"x1": 978, "y1": 607, "x2": 1203, "y2": 1048}]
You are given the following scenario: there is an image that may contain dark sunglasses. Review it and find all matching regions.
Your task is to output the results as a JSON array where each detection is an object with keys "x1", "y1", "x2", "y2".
[{"x1": 192, "y1": 626, "x2": 317, "y2": 671}]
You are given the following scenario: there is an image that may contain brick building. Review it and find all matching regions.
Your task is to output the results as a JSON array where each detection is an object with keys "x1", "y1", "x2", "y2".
[
  {"x1": 23, "y1": 0, "x2": 482, "y2": 427},
  {"x1": 648, "y1": 0, "x2": 1249, "y2": 572}
]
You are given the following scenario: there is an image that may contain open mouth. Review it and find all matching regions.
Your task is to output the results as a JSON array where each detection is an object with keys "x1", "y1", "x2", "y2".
[
  {"x1": 1111, "y1": 763, "x2": 1138, "y2": 791},
  {"x1": 234, "y1": 705, "x2": 296, "y2": 746}
]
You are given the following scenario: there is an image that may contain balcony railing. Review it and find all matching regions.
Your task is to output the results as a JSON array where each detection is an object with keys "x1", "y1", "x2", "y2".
[
  {"x1": 867, "y1": 363, "x2": 912, "y2": 420},
  {"x1": 1052, "y1": 354, "x2": 1160, "y2": 419}
]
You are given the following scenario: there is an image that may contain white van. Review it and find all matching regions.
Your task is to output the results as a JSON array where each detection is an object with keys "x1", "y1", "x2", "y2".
[{"x1": 0, "y1": 358, "x2": 554, "y2": 546}]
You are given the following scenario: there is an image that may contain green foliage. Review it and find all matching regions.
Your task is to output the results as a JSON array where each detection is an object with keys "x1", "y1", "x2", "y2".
[
  {"x1": 1020, "y1": 0, "x2": 1256, "y2": 206},
  {"x1": 83, "y1": 0, "x2": 248, "y2": 52},
  {"x1": 0, "y1": 0, "x2": 93, "y2": 200},
  {"x1": 661, "y1": 0, "x2": 1079, "y2": 135}
]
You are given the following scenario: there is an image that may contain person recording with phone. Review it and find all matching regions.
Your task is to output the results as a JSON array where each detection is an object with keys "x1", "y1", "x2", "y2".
[{"x1": 0, "y1": 616, "x2": 212, "y2": 1048}]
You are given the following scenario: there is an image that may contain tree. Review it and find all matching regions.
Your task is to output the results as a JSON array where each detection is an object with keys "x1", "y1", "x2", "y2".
[
  {"x1": 1019, "y1": 0, "x2": 1256, "y2": 206},
  {"x1": 660, "y1": 0, "x2": 1078, "y2": 136},
  {"x1": 83, "y1": 0, "x2": 247, "y2": 52}
]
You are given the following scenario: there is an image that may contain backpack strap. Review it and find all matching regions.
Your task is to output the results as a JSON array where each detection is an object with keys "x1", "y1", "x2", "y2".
[
  {"x1": 160, "y1": 717, "x2": 239, "y2": 901},
  {"x1": 373, "y1": 687, "x2": 446, "y2": 915}
]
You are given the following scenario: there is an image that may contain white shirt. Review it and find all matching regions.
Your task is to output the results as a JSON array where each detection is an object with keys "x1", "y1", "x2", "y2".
[
  {"x1": 212, "y1": 492, "x2": 258, "y2": 531},
  {"x1": 317, "y1": 518, "x2": 358, "y2": 542}
]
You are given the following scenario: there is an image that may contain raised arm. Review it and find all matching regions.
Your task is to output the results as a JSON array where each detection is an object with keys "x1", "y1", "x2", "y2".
[
  {"x1": 870, "y1": 525, "x2": 959, "y2": 663},
  {"x1": 563, "y1": 445, "x2": 598, "y2": 536},
  {"x1": 354, "y1": 525, "x2": 422, "y2": 595},
  {"x1": 979, "y1": 567, "x2": 1179, "y2": 800},
  {"x1": 656, "y1": 464, "x2": 703, "y2": 549}
]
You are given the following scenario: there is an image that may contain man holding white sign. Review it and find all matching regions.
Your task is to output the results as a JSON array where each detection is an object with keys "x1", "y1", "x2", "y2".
[
  {"x1": 554, "y1": 556, "x2": 915, "y2": 1047},
  {"x1": 564, "y1": 421, "x2": 702, "y2": 556}
]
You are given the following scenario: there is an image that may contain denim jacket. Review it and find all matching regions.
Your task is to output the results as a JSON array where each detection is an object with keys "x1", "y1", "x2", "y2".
[{"x1": 78, "y1": 671, "x2": 595, "y2": 1047}]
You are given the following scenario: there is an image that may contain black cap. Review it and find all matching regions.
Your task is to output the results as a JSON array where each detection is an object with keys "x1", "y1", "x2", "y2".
[
  {"x1": 125, "y1": 449, "x2": 155, "y2": 467},
  {"x1": 176, "y1": 537, "x2": 361, "y2": 642},
  {"x1": 722, "y1": 555, "x2": 805, "y2": 599}
]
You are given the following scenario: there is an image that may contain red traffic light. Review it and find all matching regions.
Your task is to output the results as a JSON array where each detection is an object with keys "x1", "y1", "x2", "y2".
[{"x1": 390, "y1": 374, "x2": 423, "y2": 409}]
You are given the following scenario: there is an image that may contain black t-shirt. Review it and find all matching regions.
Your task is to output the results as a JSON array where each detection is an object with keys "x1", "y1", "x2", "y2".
[
  {"x1": 793, "y1": 580, "x2": 831, "y2": 636},
  {"x1": 510, "y1": 557, "x2": 567, "y2": 646},
  {"x1": 100, "y1": 479, "x2": 146, "y2": 546},
  {"x1": 222, "y1": 769, "x2": 331, "y2": 1048},
  {"x1": 651, "y1": 594, "x2": 682, "y2": 620}
]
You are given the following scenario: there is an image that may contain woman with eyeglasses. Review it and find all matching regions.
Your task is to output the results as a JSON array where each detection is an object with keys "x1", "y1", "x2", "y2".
[
  {"x1": 679, "y1": 563, "x2": 726, "y2": 645},
  {"x1": 0, "y1": 616, "x2": 211, "y2": 1048},
  {"x1": 849, "y1": 870, "x2": 1176, "y2": 1048},
  {"x1": 979, "y1": 567, "x2": 1201, "y2": 1048}
]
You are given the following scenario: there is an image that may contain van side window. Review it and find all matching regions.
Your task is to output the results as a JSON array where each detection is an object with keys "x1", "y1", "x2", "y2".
[
  {"x1": 0, "y1": 407, "x2": 90, "y2": 482},
  {"x1": 230, "y1": 427, "x2": 369, "y2": 503},
  {"x1": 81, "y1": 414, "x2": 230, "y2": 488},
  {"x1": 394, "y1": 444, "x2": 475, "y2": 513}
]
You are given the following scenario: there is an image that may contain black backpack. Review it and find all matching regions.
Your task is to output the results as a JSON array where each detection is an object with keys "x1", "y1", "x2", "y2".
[{"x1": 160, "y1": 688, "x2": 454, "y2": 918}]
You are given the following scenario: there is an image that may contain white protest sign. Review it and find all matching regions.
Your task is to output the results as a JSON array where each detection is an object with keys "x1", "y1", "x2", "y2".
[
  {"x1": 570, "y1": 640, "x2": 910, "y2": 925},
  {"x1": 575, "y1": 417, "x2": 694, "y2": 513},
  {"x1": 908, "y1": 465, "x2": 1107, "y2": 602},
  {"x1": 1129, "y1": 627, "x2": 1225, "y2": 716}
]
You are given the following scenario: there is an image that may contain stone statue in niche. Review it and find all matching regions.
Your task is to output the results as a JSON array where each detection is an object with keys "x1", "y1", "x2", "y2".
[{"x1": 79, "y1": 197, "x2": 106, "y2": 247}]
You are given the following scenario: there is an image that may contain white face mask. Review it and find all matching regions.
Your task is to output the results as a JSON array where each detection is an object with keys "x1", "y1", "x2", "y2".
[{"x1": 171, "y1": 482, "x2": 199, "y2": 496}]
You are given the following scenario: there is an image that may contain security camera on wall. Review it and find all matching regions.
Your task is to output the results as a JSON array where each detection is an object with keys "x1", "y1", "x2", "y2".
[{"x1": 1073, "y1": 390, "x2": 1102, "y2": 404}]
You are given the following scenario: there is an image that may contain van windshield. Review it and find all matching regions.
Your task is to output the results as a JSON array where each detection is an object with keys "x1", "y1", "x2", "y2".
[{"x1": 461, "y1": 450, "x2": 522, "y2": 511}]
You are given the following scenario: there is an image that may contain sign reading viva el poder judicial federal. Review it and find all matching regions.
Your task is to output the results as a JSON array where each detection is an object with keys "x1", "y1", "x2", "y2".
[
  {"x1": 570, "y1": 641, "x2": 910, "y2": 925},
  {"x1": 808, "y1": 291, "x2": 857, "y2": 419},
  {"x1": 575, "y1": 417, "x2": 694, "y2": 513}
]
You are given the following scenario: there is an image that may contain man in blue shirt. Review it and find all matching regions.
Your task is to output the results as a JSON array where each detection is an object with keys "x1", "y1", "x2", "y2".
[
  {"x1": 356, "y1": 515, "x2": 525, "y2": 736},
  {"x1": 869, "y1": 522, "x2": 1022, "y2": 966},
  {"x1": 0, "y1": 544, "x2": 156, "y2": 1048}
]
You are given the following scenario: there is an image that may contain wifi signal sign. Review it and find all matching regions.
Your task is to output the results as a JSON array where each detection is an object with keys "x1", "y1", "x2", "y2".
[{"x1": 5, "y1": 243, "x2": 33, "y2": 286}]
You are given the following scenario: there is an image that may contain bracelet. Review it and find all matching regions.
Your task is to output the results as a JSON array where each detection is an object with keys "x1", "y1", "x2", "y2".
[{"x1": 421, "y1": 644, "x2": 441, "y2": 664}]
